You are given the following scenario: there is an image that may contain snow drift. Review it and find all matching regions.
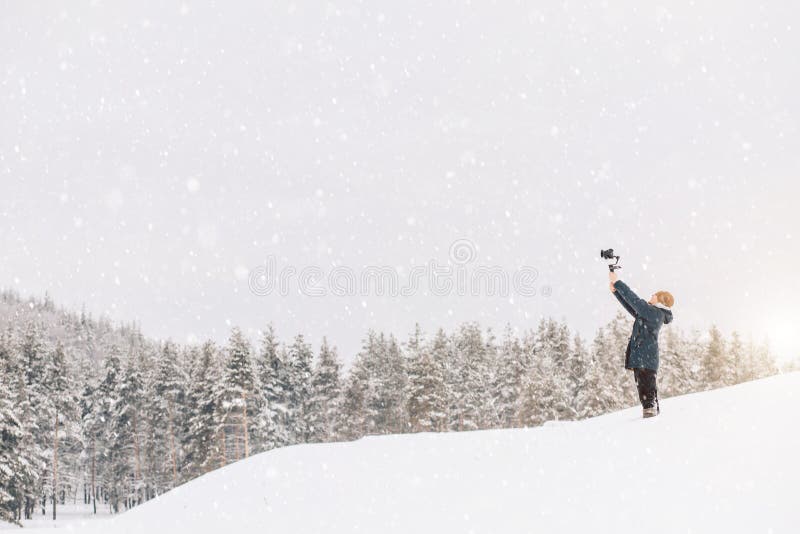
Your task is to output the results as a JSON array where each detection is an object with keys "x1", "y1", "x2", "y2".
[{"x1": 29, "y1": 373, "x2": 800, "y2": 534}]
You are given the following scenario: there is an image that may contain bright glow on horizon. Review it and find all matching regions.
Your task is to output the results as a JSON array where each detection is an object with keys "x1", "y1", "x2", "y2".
[{"x1": 764, "y1": 317, "x2": 800, "y2": 364}]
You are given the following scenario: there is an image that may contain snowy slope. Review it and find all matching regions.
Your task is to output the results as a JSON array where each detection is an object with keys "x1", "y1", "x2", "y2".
[{"x1": 26, "y1": 373, "x2": 800, "y2": 534}]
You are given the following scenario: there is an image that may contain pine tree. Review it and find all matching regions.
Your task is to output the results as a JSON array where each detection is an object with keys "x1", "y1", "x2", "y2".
[
  {"x1": 377, "y1": 335, "x2": 408, "y2": 434},
  {"x1": 749, "y1": 338, "x2": 778, "y2": 379},
  {"x1": 0, "y1": 400, "x2": 22, "y2": 524},
  {"x1": 19, "y1": 322, "x2": 47, "y2": 392},
  {"x1": 519, "y1": 319, "x2": 566, "y2": 426},
  {"x1": 450, "y1": 323, "x2": 494, "y2": 431},
  {"x1": 253, "y1": 325, "x2": 289, "y2": 452},
  {"x1": 149, "y1": 342, "x2": 185, "y2": 491},
  {"x1": 94, "y1": 346, "x2": 122, "y2": 512},
  {"x1": 0, "y1": 333, "x2": 24, "y2": 525},
  {"x1": 42, "y1": 343, "x2": 77, "y2": 519},
  {"x1": 12, "y1": 371, "x2": 42, "y2": 521},
  {"x1": 222, "y1": 329, "x2": 256, "y2": 459},
  {"x1": 606, "y1": 311, "x2": 638, "y2": 402},
  {"x1": 308, "y1": 338, "x2": 342, "y2": 442},
  {"x1": 110, "y1": 350, "x2": 144, "y2": 510},
  {"x1": 79, "y1": 379, "x2": 102, "y2": 515},
  {"x1": 343, "y1": 332, "x2": 378, "y2": 436},
  {"x1": 284, "y1": 334, "x2": 314, "y2": 444},
  {"x1": 718, "y1": 330, "x2": 739, "y2": 387},
  {"x1": 549, "y1": 321, "x2": 574, "y2": 420},
  {"x1": 518, "y1": 320, "x2": 543, "y2": 425},
  {"x1": 338, "y1": 369, "x2": 367, "y2": 440},
  {"x1": 348, "y1": 331, "x2": 409, "y2": 435},
  {"x1": 728, "y1": 331, "x2": 746, "y2": 384},
  {"x1": 492, "y1": 325, "x2": 528, "y2": 427},
  {"x1": 565, "y1": 332, "x2": 591, "y2": 418},
  {"x1": 702, "y1": 325, "x2": 726, "y2": 389},
  {"x1": 16, "y1": 322, "x2": 52, "y2": 518},
  {"x1": 183, "y1": 342, "x2": 222, "y2": 477},
  {"x1": 406, "y1": 325, "x2": 448, "y2": 432},
  {"x1": 430, "y1": 328, "x2": 458, "y2": 431},
  {"x1": 577, "y1": 325, "x2": 624, "y2": 418},
  {"x1": 659, "y1": 327, "x2": 696, "y2": 397}
]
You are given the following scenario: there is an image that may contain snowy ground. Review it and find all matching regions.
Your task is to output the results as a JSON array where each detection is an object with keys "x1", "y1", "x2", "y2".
[
  {"x1": 0, "y1": 503, "x2": 112, "y2": 531},
  {"x1": 13, "y1": 373, "x2": 799, "y2": 533}
]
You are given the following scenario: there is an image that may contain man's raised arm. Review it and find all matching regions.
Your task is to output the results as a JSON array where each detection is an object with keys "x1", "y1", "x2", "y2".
[
  {"x1": 610, "y1": 272, "x2": 659, "y2": 321},
  {"x1": 611, "y1": 282, "x2": 637, "y2": 317}
]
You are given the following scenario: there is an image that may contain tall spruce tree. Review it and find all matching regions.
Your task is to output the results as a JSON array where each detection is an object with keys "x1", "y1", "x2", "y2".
[
  {"x1": 565, "y1": 332, "x2": 591, "y2": 418},
  {"x1": 749, "y1": 338, "x2": 778, "y2": 379},
  {"x1": 43, "y1": 343, "x2": 77, "y2": 519},
  {"x1": 659, "y1": 327, "x2": 696, "y2": 397},
  {"x1": 284, "y1": 334, "x2": 314, "y2": 444},
  {"x1": 348, "y1": 331, "x2": 408, "y2": 435},
  {"x1": 702, "y1": 325, "x2": 726, "y2": 389},
  {"x1": 221, "y1": 328, "x2": 256, "y2": 460},
  {"x1": 0, "y1": 335, "x2": 24, "y2": 525},
  {"x1": 96, "y1": 346, "x2": 123, "y2": 511},
  {"x1": 12, "y1": 371, "x2": 42, "y2": 521},
  {"x1": 606, "y1": 311, "x2": 638, "y2": 402},
  {"x1": 519, "y1": 319, "x2": 561, "y2": 426},
  {"x1": 79, "y1": 379, "x2": 102, "y2": 514},
  {"x1": 308, "y1": 338, "x2": 342, "y2": 442},
  {"x1": 338, "y1": 372, "x2": 366, "y2": 440},
  {"x1": 450, "y1": 323, "x2": 494, "y2": 431},
  {"x1": 406, "y1": 325, "x2": 448, "y2": 432},
  {"x1": 576, "y1": 325, "x2": 622, "y2": 418},
  {"x1": 253, "y1": 325, "x2": 289, "y2": 452},
  {"x1": 110, "y1": 350, "x2": 145, "y2": 510},
  {"x1": 183, "y1": 342, "x2": 222, "y2": 477},
  {"x1": 378, "y1": 335, "x2": 408, "y2": 434},
  {"x1": 728, "y1": 331, "x2": 746, "y2": 384},
  {"x1": 492, "y1": 325, "x2": 528, "y2": 428},
  {"x1": 16, "y1": 323, "x2": 55, "y2": 518},
  {"x1": 149, "y1": 342, "x2": 184, "y2": 491}
]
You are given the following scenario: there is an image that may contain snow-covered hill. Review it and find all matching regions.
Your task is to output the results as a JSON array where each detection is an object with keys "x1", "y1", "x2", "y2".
[{"x1": 25, "y1": 373, "x2": 800, "y2": 534}]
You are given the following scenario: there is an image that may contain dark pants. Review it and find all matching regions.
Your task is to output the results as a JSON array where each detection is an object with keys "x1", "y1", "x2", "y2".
[{"x1": 633, "y1": 368, "x2": 659, "y2": 411}]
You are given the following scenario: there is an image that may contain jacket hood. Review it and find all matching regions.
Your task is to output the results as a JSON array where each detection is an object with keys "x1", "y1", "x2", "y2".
[{"x1": 653, "y1": 302, "x2": 674, "y2": 324}]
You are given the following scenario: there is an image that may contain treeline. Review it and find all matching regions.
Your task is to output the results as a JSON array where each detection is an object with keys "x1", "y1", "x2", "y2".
[{"x1": 0, "y1": 290, "x2": 782, "y2": 525}]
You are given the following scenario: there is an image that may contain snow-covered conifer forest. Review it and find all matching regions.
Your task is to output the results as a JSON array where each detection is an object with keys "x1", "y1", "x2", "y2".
[
  {"x1": 0, "y1": 289, "x2": 782, "y2": 524},
  {"x1": 3, "y1": 1, "x2": 800, "y2": 531}
]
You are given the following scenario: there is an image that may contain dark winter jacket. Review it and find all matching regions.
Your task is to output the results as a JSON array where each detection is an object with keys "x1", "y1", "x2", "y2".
[{"x1": 613, "y1": 280, "x2": 673, "y2": 371}]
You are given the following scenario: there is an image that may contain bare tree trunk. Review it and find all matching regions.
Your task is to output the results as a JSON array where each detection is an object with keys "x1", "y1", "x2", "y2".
[
  {"x1": 133, "y1": 411, "x2": 141, "y2": 502},
  {"x1": 52, "y1": 411, "x2": 59, "y2": 521},
  {"x1": 168, "y1": 404, "x2": 178, "y2": 486},
  {"x1": 169, "y1": 427, "x2": 177, "y2": 483},
  {"x1": 219, "y1": 427, "x2": 227, "y2": 467},
  {"x1": 91, "y1": 439, "x2": 96, "y2": 514},
  {"x1": 242, "y1": 391, "x2": 249, "y2": 458}
]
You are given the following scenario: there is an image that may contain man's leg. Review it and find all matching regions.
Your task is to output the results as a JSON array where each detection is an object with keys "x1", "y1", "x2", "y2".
[{"x1": 635, "y1": 368, "x2": 659, "y2": 414}]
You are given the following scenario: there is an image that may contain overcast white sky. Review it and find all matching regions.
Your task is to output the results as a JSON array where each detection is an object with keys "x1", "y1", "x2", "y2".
[{"x1": 2, "y1": 1, "x2": 798, "y2": 363}]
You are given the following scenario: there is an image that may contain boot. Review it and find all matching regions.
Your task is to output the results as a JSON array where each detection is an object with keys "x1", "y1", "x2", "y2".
[{"x1": 643, "y1": 407, "x2": 658, "y2": 418}]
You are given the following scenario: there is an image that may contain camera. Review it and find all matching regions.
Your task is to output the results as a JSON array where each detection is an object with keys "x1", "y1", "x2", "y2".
[{"x1": 601, "y1": 248, "x2": 622, "y2": 272}]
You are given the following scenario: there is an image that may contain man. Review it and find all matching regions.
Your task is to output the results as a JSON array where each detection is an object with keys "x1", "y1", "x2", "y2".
[{"x1": 609, "y1": 271, "x2": 674, "y2": 418}]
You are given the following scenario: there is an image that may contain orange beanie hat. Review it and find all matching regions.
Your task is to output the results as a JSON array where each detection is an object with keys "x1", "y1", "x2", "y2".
[{"x1": 655, "y1": 291, "x2": 674, "y2": 307}]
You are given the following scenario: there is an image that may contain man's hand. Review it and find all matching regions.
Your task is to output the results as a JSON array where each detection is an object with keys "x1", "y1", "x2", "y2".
[{"x1": 608, "y1": 271, "x2": 619, "y2": 292}]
